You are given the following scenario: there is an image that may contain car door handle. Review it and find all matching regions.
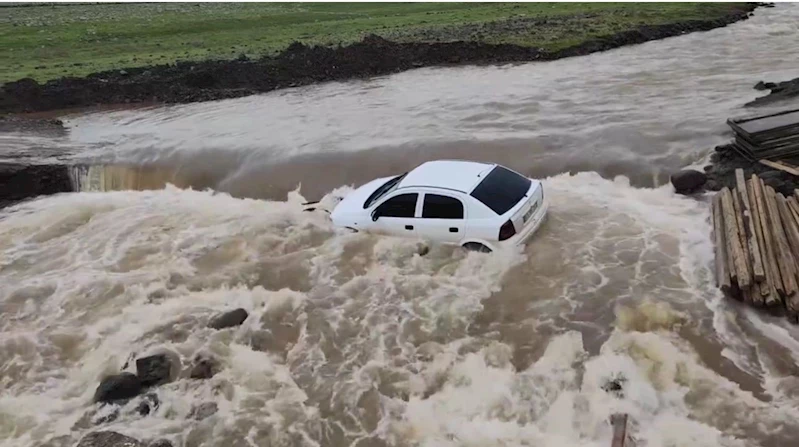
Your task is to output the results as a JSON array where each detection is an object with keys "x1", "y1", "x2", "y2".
[
  {"x1": 405, "y1": 225, "x2": 414, "y2": 230},
  {"x1": 449, "y1": 227, "x2": 458, "y2": 233}
]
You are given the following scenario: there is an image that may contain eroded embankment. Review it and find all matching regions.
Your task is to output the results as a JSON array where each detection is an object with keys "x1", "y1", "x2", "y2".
[
  {"x1": 0, "y1": 4, "x2": 759, "y2": 114},
  {"x1": 0, "y1": 163, "x2": 72, "y2": 209}
]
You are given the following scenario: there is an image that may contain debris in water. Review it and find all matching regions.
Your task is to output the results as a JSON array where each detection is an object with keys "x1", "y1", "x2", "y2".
[
  {"x1": 189, "y1": 402, "x2": 218, "y2": 421},
  {"x1": 189, "y1": 355, "x2": 219, "y2": 380},
  {"x1": 76, "y1": 431, "x2": 144, "y2": 447},
  {"x1": 136, "y1": 354, "x2": 173, "y2": 387},
  {"x1": 135, "y1": 392, "x2": 160, "y2": 416},
  {"x1": 601, "y1": 374, "x2": 627, "y2": 398},
  {"x1": 670, "y1": 169, "x2": 707, "y2": 195},
  {"x1": 208, "y1": 308, "x2": 249, "y2": 329},
  {"x1": 93, "y1": 372, "x2": 143, "y2": 404}
]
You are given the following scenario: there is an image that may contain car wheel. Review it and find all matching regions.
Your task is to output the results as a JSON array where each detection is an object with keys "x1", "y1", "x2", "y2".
[{"x1": 462, "y1": 242, "x2": 492, "y2": 253}]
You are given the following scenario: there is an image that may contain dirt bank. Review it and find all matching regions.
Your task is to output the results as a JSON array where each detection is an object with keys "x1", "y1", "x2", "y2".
[
  {"x1": 0, "y1": 163, "x2": 72, "y2": 209},
  {"x1": 703, "y1": 143, "x2": 798, "y2": 197},
  {"x1": 0, "y1": 4, "x2": 759, "y2": 115},
  {"x1": 0, "y1": 114, "x2": 66, "y2": 136},
  {"x1": 746, "y1": 76, "x2": 799, "y2": 107}
]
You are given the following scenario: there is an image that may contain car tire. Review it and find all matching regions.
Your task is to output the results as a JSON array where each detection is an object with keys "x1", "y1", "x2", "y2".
[{"x1": 462, "y1": 242, "x2": 492, "y2": 253}]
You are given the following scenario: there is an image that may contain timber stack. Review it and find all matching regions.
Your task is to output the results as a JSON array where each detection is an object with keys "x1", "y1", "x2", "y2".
[
  {"x1": 711, "y1": 168, "x2": 799, "y2": 322},
  {"x1": 727, "y1": 108, "x2": 799, "y2": 161}
]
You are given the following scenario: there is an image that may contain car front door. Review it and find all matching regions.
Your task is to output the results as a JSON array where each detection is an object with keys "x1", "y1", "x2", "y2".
[
  {"x1": 368, "y1": 192, "x2": 419, "y2": 239},
  {"x1": 416, "y1": 192, "x2": 466, "y2": 244}
]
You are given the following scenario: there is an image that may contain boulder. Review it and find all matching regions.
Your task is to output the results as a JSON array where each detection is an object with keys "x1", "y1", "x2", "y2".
[
  {"x1": 76, "y1": 431, "x2": 144, "y2": 447},
  {"x1": 189, "y1": 402, "x2": 218, "y2": 421},
  {"x1": 93, "y1": 373, "x2": 143, "y2": 404},
  {"x1": 136, "y1": 354, "x2": 173, "y2": 387},
  {"x1": 208, "y1": 308, "x2": 249, "y2": 329},
  {"x1": 670, "y1": 169, "x2": 707, "y2": 194}
]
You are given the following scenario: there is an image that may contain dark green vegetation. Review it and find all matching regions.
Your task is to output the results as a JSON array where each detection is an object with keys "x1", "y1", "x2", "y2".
[{"x1": 0, "y1": 2, "x2": 757, "y2": 84}]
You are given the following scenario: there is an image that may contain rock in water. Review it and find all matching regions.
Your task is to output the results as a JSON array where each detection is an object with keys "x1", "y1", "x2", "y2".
[
  {"x1": 136, "y1": 354, "x2": 172, "y2": 387},
  {"x1": 601, "y1": 375, "x2": 627, "y2": 398},
  {"x1": 208, "y1": 308, "x2": 249, "y2": 329},
  {"x1": 189, "y1": 402, "x2": 218, "y2": 421},
  {"x1": 135, "y1": 393, "x2": 160, "y2": 416},
  {"x1": 189, "y1": 356, "x2": 219, "y2": 380},
  {"x1": 148, "y1": 440, "x2": 174, "y2": 447},
  {"x1": 670, "y1": 169, "x2": 707, "y2": 194},
  {"x1": 76, "y1": 431, "x2": 144, "y2": 447},
  {"x1": 93, "y1": 373, "x2": 143, "y2": 404}
]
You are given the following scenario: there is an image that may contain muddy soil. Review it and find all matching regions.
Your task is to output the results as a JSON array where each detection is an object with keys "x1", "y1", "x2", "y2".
[
  {"x1": 704, "y1": 143, "x2": 799, "y2": 196},
  {"x1": 0, "y1": 163, "x2": 72, "y2": 209},
  {"x1": 746, "y1": 76, "x2": 799, "y2": 107},
  {"x1": 0, "y1": 5, "x2": 758, "y2": 114},
  {"x1": 0, "y1": 115, "x2": 66, "y2": 136}
]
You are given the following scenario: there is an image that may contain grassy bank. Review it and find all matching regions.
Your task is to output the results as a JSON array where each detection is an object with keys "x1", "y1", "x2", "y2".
[{"x1": 0, "y1": 2, "x2": 756, "y2": 84}]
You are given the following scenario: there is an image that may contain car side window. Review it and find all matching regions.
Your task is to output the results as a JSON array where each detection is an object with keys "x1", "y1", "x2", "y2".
[
  {"x1": 422, "y1": 194, "x2": 464, "y2": 219},
  {"x1": 376, "y1": 193, "x2": 418, "y2": 218}
]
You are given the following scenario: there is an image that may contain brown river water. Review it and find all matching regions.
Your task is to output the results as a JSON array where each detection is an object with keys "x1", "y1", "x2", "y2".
[{"x1": 3, "y1": 4, "x2": 799, "y2": 447}]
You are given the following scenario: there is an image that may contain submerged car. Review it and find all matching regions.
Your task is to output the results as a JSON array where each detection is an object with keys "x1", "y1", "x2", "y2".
[{"x1": 330, "y1": 160, "x2": 548, "y2": 252}]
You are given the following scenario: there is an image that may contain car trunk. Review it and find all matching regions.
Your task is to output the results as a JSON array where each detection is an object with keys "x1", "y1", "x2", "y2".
[{"x1": 509, "y1": 182, "x2": 543, "y2": 232}]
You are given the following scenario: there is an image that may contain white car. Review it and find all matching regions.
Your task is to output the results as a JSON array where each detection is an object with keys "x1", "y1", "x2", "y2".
[{"x1": 330, "y1": 160, "x2": 548, "y2": 252}]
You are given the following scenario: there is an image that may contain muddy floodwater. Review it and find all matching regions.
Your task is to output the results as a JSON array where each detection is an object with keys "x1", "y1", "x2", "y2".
[{"x1": 3, "y1": 4, "x2": 799, "y2": 447}]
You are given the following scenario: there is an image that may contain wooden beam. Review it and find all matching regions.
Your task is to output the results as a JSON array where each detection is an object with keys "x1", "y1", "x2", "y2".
[
  {"x1": 754, "y1": 176, "x2": 785, "y2": 299},
  {"x1": 731, "y1": 187, "x2": 754, "y2": 297},
  {"x1": 712, "y1": 193, "x2": 732, "y2": 292},
  {"x1": 610, "y1": 413, "x2": 633, "y2": 447},
  {"x1": 760, "y1": 159, "x2": 799, "y2": 176},
  {"x1": 721, "y1": 187, "x2": 751, "y2": 288},
  {"x1": 736, "y1": 169, "x2": 765, "y2": 281},
  {"x1": 787, "y1": 196, "x2": 799, "y2": 229},
  {"x1": 764, "y1": 184, "x2": 798, "y2": 297},
  {"x1": 747, "y1": 178, "x2": 770, "y2": 298},
  {"x1": 777, "y1": 194, "x2": 799, "y2": 261}
]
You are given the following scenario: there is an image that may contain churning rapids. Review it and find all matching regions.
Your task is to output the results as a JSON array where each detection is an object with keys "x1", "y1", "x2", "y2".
[{"x1": 3, "y1": 5, "x2": 799, "y2": 447}]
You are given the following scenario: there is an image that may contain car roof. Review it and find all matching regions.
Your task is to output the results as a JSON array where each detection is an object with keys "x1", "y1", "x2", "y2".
[{"x1": 397, "y1": 160, "x2": 496, "y2": 194}]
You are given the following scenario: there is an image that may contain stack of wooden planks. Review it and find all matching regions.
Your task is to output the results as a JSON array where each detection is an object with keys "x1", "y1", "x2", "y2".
[
  {"x1": 726, "y1": 108, "x2": 799, "y2": 161},
  {"x1": 711, "y1": 169, "x2": 799, "y2": 322}
]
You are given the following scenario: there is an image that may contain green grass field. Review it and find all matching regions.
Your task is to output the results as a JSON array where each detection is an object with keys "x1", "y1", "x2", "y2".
[{"x1": 0, "y1": 2, "x2": 752, "y2": 84}]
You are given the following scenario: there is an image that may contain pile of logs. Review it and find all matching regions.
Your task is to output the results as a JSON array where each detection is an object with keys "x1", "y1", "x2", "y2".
[{"x1": 711, "y1": 169, "x2": 799, "y2": 322}]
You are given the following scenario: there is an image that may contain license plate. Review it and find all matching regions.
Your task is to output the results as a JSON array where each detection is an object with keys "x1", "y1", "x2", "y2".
[{"x1": 523, "y1": 201, "x2": 538, "y2": 222}]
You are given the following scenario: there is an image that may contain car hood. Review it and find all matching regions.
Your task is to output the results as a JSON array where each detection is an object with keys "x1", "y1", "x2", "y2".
[{"x1": 331, "y1": 176, "x2": 394, "y2": 220}]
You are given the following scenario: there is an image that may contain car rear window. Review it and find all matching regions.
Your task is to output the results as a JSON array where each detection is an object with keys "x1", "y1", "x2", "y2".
[{"x1": 469, "y1": 166, "x2": 531, "y2": 215}]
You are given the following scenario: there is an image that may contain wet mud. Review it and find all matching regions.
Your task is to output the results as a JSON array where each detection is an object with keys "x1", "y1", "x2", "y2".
[
  {"x1": 0, "y1": 163, "x2": 72, "y2": 209},
  {"x1": 746, "y1": 76, "x2": 799, "y2": 107}
]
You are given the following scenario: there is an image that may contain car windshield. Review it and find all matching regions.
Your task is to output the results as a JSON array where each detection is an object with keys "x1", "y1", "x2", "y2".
[
  {"x1": 363, "y1": 173, "x2": 407, "y2": 208},
  {"x1": 469, "y1": 165, "x2": 531, "y2": 215}
]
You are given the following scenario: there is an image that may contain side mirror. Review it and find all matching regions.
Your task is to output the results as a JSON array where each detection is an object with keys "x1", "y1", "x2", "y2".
[{"x1": 371, "y1": 209, "x2": 380, "y2": 221}]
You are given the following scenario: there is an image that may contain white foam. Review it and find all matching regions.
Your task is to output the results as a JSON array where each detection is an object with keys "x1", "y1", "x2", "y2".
[{"x1": 3, "y1": 171, "x2": 799, "y2": 446}]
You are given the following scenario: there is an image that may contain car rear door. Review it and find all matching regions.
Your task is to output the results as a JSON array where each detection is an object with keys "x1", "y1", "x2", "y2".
[
  {"x1": 415, "y1": 192, "x2": 466, "y2": 243},
  {"x1": 369, "y1": 192, "x2": 419, "y2": 238}
]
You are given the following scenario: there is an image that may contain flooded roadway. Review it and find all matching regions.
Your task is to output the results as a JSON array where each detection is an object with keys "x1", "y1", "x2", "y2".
[{"x1": 2, "y1": 4, "x2": 799, "y2": 447}]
